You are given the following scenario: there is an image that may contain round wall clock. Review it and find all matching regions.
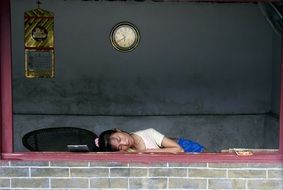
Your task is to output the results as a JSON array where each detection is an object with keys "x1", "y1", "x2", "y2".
[{"x1": 110, "y1": 22, "x2": 140, "y2": 52}]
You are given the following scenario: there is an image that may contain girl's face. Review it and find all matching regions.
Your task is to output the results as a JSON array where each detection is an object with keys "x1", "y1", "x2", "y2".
[{"x1": 109, "y1": 131, "x2": 134, "y2": 151}]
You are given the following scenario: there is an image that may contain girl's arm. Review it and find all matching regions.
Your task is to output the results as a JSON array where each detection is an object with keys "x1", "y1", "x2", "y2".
[{"x1": 143, "y1": 136, "x2": 184, "y2": 153}]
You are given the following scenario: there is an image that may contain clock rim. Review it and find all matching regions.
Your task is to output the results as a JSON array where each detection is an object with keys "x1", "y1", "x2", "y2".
[{"x1": 110, "y1": 22, "x2": 140, "y2": 52}]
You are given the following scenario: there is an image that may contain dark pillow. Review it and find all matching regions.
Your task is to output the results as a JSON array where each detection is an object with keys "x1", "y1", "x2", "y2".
[{"x1": 22, "y1": 127, "x2": 98, "y2": 152}]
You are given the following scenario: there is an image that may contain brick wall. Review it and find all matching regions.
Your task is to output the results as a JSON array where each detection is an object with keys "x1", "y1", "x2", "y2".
[{"x1": 0, "y1": 161, "x2": 282, "y2": 189}]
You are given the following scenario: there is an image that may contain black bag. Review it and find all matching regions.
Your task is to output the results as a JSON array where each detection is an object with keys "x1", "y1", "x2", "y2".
[{"x1": 22, "y1": 127, "x2": 98, "y2": 152}]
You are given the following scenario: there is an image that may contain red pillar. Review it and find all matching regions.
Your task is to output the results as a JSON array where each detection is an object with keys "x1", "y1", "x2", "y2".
[
  {"x1": 280, "y1": 35, "x2": 283, "y2": 154},
  {"x1": 0, "y1": 0, "x2": 13, "y2": 156}
]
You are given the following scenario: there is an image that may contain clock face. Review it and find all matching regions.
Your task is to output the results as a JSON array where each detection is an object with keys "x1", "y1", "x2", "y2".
[{"x1": 111, "y1": 22, "x2": 140, "y2": 52}]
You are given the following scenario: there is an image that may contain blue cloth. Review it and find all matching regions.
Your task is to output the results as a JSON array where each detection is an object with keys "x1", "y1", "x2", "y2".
[{"x1": 177, "y1": 138, "x2": 205, "y2": 153}]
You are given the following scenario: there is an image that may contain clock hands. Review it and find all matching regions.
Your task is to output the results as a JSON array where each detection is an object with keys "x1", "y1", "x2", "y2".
[{"x1": 116, "y1": 34, "x2": 126, "y2": 43}]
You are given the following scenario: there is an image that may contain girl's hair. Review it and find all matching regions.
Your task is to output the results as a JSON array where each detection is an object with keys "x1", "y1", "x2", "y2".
[{"x1": 98, "y1": 129, "x2": 119, "y2": 152}]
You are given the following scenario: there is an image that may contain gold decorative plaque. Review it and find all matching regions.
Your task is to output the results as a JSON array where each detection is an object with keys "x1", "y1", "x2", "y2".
[{"x1": 24, "y1": 8, "x2": 55, "y2": 78}]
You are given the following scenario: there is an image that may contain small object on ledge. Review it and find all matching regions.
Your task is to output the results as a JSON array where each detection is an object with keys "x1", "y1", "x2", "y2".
[
  {"x1": 234, "y1": 149, "x2": 253, "y2": 156},
  {"x1": 221, "y1": 148, "x2": 279, "y2": 156}
]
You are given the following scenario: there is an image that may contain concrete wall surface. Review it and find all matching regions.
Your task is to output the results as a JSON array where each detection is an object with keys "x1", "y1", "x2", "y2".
[
  {"x1": 10, "y1": 1, "x2": 281, "y2": 151},
  {"x1": 11, "y1": 1, "x2": 276, "y2": 115},
  {"x1": 0, "y1": 160, "x2": 282, "y2": 189}
]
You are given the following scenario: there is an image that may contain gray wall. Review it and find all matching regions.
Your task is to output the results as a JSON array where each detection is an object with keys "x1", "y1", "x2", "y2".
[
  {"x1": 10, "y1": 1, "x2": 280, "y2": 151},
  {"x1": 271, "y1": 33, "x2": 281, "y2": 114}
]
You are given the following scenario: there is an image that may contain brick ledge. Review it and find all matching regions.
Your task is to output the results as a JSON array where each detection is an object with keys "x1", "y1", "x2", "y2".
[{"x1": 1, "y1": 152, "x2": 282, "y2": 163}]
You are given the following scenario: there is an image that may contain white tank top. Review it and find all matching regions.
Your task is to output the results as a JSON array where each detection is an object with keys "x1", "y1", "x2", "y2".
[{"x1": 133, "y1": 128, "x2": 165, "y2": 149}]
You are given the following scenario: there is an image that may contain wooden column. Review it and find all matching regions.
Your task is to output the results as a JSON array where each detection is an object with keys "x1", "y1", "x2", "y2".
[
  {"x1": 280, "y1": 32, "x2": 283, "y2": 154},
  {"x1": 0, "y1": 0, "x2": 13, "y2": 156}
]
